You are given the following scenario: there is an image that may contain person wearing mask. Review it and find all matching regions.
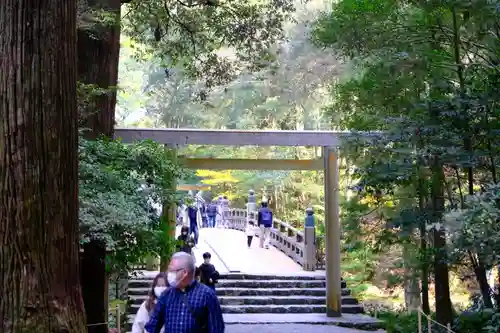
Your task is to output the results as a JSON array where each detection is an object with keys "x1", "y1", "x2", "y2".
[
  {"x1": 145, "y1": 252, "x2": 225, "y2": 333},
  {"x1": 132, "y1": 273, "x2": 168, "y2": 333},
  {"x1": 187, "y1": 205, "x2": 199, "y2": 246},
  {"x1": 257, "y1": 201, "x2": 273, "y2": 249},
  {"x1": 198, "y1": 252, "x2": 220, "y2": 291},
  {"x1": 176, "y1": 226, "x2": 195, "y2": 255}
]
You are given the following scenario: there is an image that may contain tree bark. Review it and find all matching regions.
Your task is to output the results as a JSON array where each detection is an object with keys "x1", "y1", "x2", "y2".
[
  {"x1": 403, "y1": 243, "x2": 421, "y2": 311},
  {"x1": 77, "y1": 2, "x2": 121, "y2": 331},
  {"x1": 78, "y1": 0, "x2": 121, "y2": 138},
  {"x1": 431, "y1": 162, "x2": 453, "y2": 325},
  {"x1": 0, "y1": 1, "x2": 86, "y2": 332},
  {"x1": 417, "y1": 168, "x2": 430, "y2": 314}
]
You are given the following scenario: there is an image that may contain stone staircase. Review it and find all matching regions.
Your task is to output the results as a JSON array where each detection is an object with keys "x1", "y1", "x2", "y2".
[{"x1": 127, "y1": 273, "x2": 363, "y2": 318}]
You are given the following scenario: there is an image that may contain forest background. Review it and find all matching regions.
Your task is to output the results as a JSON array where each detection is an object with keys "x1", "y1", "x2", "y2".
[
  {"x1": 2, "y1": 0, "x2": 497, "y2": 332},
  {"x1": 117, "y1": 0, "x2": 500, "y2": 325}
]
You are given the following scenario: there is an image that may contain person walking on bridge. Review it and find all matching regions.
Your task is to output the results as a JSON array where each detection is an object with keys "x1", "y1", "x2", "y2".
[
  {"x1": 257, "y1": 201, "x2": 273, "y2": 249},
  {"x1": 187, "y1": 204, "x2": 199, "y2": 246},
  {"x1": 145, "y1": 252, "x2": 225, "y2": 333},
  {"x1": 206, "y1": 201, "x2": 217, "y2": 228}
]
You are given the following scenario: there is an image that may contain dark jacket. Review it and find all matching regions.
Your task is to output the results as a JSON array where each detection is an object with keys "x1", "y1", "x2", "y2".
[
  {"x1": 257, "y1": 207, "x2": 273, "y2": 228},
  {"x1": 199, "y1": 263, "x2": 220, "y2": 288},
  {"x1": 176, "y1": 234, "x2": 195, "y2": 254},
  {"x1": 206, "y1": 204, "x2": 217, "y2": 217},
  {"x1": 188, "y1": 206, "x2": 198, "y2": 228}
]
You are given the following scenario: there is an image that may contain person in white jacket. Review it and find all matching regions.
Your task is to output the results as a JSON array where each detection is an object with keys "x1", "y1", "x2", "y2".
[
  {"x1": 245, "y1": 220, "x2": 258, "y2": 249},
  {"x1": 132, "y1": 272, "x2": 168, "y2": 333}
]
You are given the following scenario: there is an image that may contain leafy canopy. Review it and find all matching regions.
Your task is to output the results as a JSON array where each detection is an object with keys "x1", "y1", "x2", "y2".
[
  {"x1": 122, "y1": 0, "x2": 297, "y2": 87},
  {"x1": 79, "y1": 137, "x2": 185, "y2": 273}
]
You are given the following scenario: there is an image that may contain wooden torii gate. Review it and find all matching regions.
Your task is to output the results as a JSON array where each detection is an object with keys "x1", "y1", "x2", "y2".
[{"x1": 115, "y1": 127, "x2": 374, "y2": 318}]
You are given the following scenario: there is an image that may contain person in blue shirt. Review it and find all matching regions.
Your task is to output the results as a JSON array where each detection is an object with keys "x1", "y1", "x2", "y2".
[
  {"x1": 145, "y1": 252, "x2": 225, "y2": 333},
  {"x1": 206, "y1": 202, "x2": 218, "y2": 228},
  {"x1": 257, "y1": 201, "x2": 273, "y2": 249}
]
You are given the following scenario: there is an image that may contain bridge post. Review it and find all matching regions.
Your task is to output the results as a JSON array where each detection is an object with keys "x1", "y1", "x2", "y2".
[
  {"x1": 323, "y1": 146, "x2": 342, "y2": 317},
  {"x1": 303, "y1": 207, "x2": 316, "y2": 271},
  {"x1": 246, "y1": 189, "x2": 257, "y2": 225},
  {"x1": 247, "y1": 189, "x2": 257, "y2": 212}
]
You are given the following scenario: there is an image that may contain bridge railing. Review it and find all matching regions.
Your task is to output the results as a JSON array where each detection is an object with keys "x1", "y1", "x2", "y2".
[
  {"x1": 226, "y1": 208, "x2": 318, "y2": 270},
  {"x1": 269, "y1": 218, "x2": 306, "y2": 266},
  {"x1": 227, "y1": 208, "x2": 247, "y2": 231}
]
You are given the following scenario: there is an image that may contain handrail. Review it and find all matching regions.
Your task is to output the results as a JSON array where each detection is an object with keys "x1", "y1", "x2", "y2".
[
  {"x1": 417, "y1": 307, "x2": 454, "y2": 333},
  {"x1": 274, "y1": 218, "x2": 304, "y2": 237}
]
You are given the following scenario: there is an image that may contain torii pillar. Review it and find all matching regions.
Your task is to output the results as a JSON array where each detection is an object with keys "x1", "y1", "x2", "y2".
[
  {"x1": 323, "y1": 146, "x2": 342, "y2": 317},
  {"x1": 160, "y1": 144, "x2": 178, "y2": 271}
]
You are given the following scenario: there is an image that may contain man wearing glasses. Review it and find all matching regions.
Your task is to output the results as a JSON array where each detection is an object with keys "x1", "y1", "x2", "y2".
[{"x1": 145, "y1": 252, "x2": 225, "y2": 333}]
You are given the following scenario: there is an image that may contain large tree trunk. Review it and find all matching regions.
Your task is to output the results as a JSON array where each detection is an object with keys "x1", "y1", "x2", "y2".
[
  {"x1": 417, "y1": 171, "x2": 430, "y2": 314},
  {"x1": 431, "y1": 162, "x2": 453, "y2": 325},
  {"x1": 0, "y1": 1, "x2": 86, "y2": 332},
  {"x1": 77, "y1": 1, "x2": 121, "y2": 332},
  {"x1": 78, "y1": 0, "x2": 121, "y2": 137},
  {"x1": 403, "y1": 243, "x2": 421, "y2": 311}
]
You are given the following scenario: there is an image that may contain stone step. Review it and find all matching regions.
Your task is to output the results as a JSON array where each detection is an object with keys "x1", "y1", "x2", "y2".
[
  {"x1": 215, "y1": 287, "x2": 352, "y2": 297},
  {"x1": 218, "y1": 273, "x2": 327, "y2": 281},
  {"x1": 128, "y1": 287, "x2": 352, "y2": 297},
  {"x1": 128, "y1": 279, "x2": 341, "y2": 289},
  {"x1": 218, "y1": 279, "x2": 347, "y2": 289},
  {"x1": 128, "y1": 294, "x2": 359, "y2": 306},
  {"x1": 128, "y1": 302, "x2": 363, "y2": 315},
  {"x1": 219, "y1": 296, "x2": 359, "y2": 306},
  {"x1": 126, "y1": 313, "x2": 383, "y2": 332},
  {"x1": 220, "y1": 304, "x2": 364, "y2": 314}
]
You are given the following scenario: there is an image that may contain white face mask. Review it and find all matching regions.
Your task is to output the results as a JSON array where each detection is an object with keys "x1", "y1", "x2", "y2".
[
  {"x1": 167, "y1": 272, "x2": 178, "y2": 288},
  {"x1": 154, "y1": 286, "x2": 167, "y2": 298}
]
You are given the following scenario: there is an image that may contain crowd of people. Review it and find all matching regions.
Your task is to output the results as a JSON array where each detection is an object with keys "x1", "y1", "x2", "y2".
[
  {"x1": 131, "y1": 194, "x2": 275, "y2": 333},
  {"x1": 178, "y1": 195, "x2": 274, "y2": 252},
  {"x1": 177, "y1": 195, "x2": 233, "y2": 248}
]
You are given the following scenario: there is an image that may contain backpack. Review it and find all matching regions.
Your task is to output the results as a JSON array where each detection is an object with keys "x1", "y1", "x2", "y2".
[{"x1": 261, "y1": 209, "x2": 272, "y2": 225}]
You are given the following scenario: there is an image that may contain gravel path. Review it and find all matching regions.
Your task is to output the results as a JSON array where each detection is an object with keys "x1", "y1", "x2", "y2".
[{"x1": 226, "y1": 324, "x2": 383, "y2": 333}]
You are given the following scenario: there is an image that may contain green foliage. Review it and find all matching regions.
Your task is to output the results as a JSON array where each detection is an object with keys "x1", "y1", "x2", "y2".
[
  {"x1": 116, "y1": 0, "x2": 338, "y2": 232},
  {"x1": 79, "y1": 137, "x2": 185, "y2": 274},
  {"x1": 115, "y1": 0, "x2": 500, "y2": 323},
  {"x1": 312, "y1": 0, "x2": 500, "y2": 322},
  {"x1": 118, "y1": 0, "x2": 336, "y2": 129},
  {"x1": 446, "y1": 183, "x2": 500, "y2": 267},
  {"x1": 121, "y1": 0, "x2": 296, "y2": 87},
  {"x1": 373, "y1": 310, "x2": 497, "y2": 333}
]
